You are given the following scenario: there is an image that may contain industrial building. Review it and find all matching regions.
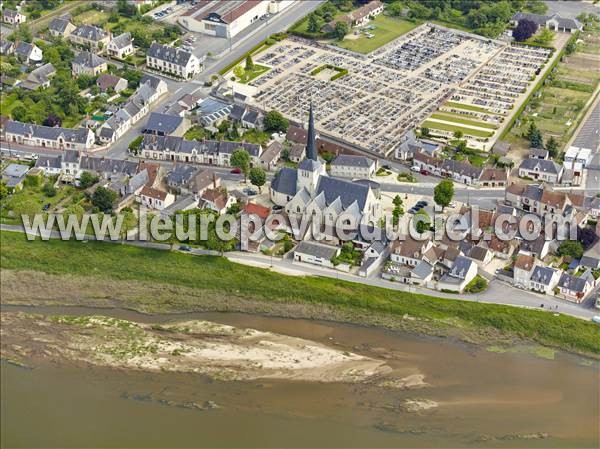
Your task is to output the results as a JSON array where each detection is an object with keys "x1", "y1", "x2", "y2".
[{"x1": 179, "y1": 0, "x2": 294, "y2": 38}]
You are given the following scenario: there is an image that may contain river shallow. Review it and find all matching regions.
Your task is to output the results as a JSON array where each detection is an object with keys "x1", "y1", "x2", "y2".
[{"x1": 1, "y1": 305, "x2": 599, "y2": 448}]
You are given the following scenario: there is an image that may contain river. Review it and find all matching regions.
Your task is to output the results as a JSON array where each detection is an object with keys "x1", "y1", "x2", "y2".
[{"x1": 1, "y1": 306, "x2": 599, "y2": 448}]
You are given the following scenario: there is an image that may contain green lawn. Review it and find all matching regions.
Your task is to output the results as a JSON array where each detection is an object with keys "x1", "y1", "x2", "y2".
[
  {"x1": 337, "y1": 16, "x2": 420, "y2": 54},
  {"x1": 235, "y1": 64, "x2": 270, "y2": 84},
  {"x1": 444, "y1": 101, "x2": 498, "y2": 114},
  {"x1": 430, "y1": 112, "x2": 499, "y2": 130},
  {"x1": 1, "y1": 232, "x2": 599, "y2": 358},
  {"x1": 421, "y1": 120, "x2": 495, "y2": 138}
]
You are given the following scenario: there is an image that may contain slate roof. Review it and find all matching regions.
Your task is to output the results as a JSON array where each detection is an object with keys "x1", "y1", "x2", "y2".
[
  {"x1": 316, "y1": 176, "x2": 370, "y2": 211},
  {"x1": 580, "y1": 256, "x2": 600, "y2": 270},
  {"x1": 167, "y1": 164, "x2": 199, "y2": 186},
  {"x1": 5, "y1": 120, "x2": 91, "y2": 144},
  {"x1": 448, "y1": 256, "x2": 475, "y2": 280},
  {"x1": 140, "y1": 74, "x2": 164, "y2": 90},
  {"x1": 468, "y1": 245, "x2": 490, "y2": 262},
  {"x1": 3, "y1": 8, "x2": 20, "y2": 18},
  {"x1": 530, "y1": 266, "x2": 558, "y2": 285},
  {"x1": 558, "y1": 272, "x2": 590, "y2": 293},
  {"x1": 271, "y1": 167, "x2": 298, "y2": 197},
  {"x1": 0, "y1": 40, "x2": 14, "y2": 55},
  {"x1": 48, "y1": 16, "x2": 72, "y2": 34},
  {"x1": 15, "y1": 41, "x2": 36, "y2": 58},
  {"x1": 79, "y1": 156, "x2": 138, "y2": 175},
  {"x1": 441, "y1": 158, "x2": 482, "y2": 179},
  {"x1": 35, "y1": 155, "x2": 62, "y2": 169},
  {"x1": 148, "y1": 42, "x2": 193, "y2": 66},
  {"x1": 331, "y1": 154, "x2": 375, "y2": 168},
  {"x1": 3, "y1": 163, "x2": 29, "y2": 178},
  {"x1": 519, "y1": 158, "x2": 562, "y2": 175},
  {"x1": 295, "y1": 241, "x2": 338, "y2": 260},
  {"x1": 260, "y1": 140, "x2": 282, "y2": 164},
  {"x1": 110, "y1": 32, "x2": 132, "y2": 49},
  {"x1": 143, "y1": 112, "x2": 184, "y2": 135},
  {"x1": 411, "y1": 260, "x2": 434, "y2": 279},
  {"x1": 72, "y1": 25, "x2": 108, "y2": 42},
  {"x1": 22, "y1": 63, "x2": 55, "y2": 89},
  {"x1": 298, "y1": 158, "x2": 322, "y2": 172},
  {"x1": 96, "y1": 74, "x2": 126, "y2": 92},
  {"x1": 73, "y1": 51, "x2": 106, "y2": 69},
  {"x1": 512, "y1": 12, "x2": 582, "y2": 30}
]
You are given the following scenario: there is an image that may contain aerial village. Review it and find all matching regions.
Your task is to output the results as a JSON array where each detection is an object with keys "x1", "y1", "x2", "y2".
[{"x1": 1, "y1": 0, "x2": 599, "y2": 312}]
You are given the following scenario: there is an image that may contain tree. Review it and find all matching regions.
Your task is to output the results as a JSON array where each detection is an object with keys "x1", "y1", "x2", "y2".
[
  {"x1": 43, "y1": 113, "x2": 62, "y2": 127},
  {"x1": 79, "y1": 171, "x2": 99, "y2": 189},
  {"x1": 421, "y1": 127, "x2": 430, "y2": 137},
  {"x1": 91, "y1": 187, "x2": 117, "y2": 213},
  {"x1": 546, "y1": 136, "x2": 559, "y2": 158},
  {"x1": 264, "y1": 110, "x2": 289, "y2": 133},
  {"x1": 42, "y1": 182, "x2": 57, "y2": 197},
  {"x1": 231, "y1": 149, "x2": 251, "y2": 181},
  {"x1": 526, "y1": 121, "x2": 543, "y2": 148},
  {"x1": 128, "y1": 136, "x2": 143, "y2": 155},
  {"x1": 578, "y1": 227, "x2": 597, "y2": 250},
  {"x1": 453, "y1": 130, "x2": 463, "y2": 140},
  {"x1": 233, "y1": 65, "x2": 245, "y2": 78},
  {"x1": 393, "y1": 195, "x2": 403, "y2": 208},
  {"x1": 434, "y1": 179, "x2": 454, "y2": 210},
  {"x1": 11, "y1": 105, "x2": 28, "y2": 121},
  {"x1": 334, "y1": 21, "x2": 349, "y2": 40},
  {"x1": 413, "y1": 209, "x2": 431, "y2": 234},
  {"x1": 307, "y1": 13, "x2": 324, "y2": 33},
  {"x1": 512, "y1": 19, "x2": 538, "y2": 42},
  {"x1": 245, "y1": 54, "x2": 254, "y2": 71},
  {"x1": 557, "y1": 240, "x2": 584, "y2": 259},
  {"x1": 62, "y1": 203, "x2": 85, "y2": 220},
  {"x1": 0, "y1": 182, "x2": 7, "y2": 200},
  {"x1": 249, "y1": 167, "x2": 266, "y2": 193}
]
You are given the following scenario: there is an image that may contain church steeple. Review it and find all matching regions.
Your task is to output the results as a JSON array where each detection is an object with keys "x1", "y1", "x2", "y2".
[{"x1": 306, "y1": 102, "x2": 317, "y2": 161}]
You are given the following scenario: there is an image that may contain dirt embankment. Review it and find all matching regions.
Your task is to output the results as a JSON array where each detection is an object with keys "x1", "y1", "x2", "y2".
[{"x1": 1, "y1": 312, "x2": 392, "y2": 383}]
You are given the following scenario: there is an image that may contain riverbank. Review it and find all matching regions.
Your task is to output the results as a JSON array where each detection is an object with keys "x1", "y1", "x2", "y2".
[{"x1": 1, "y1": 231, "x2": 599, "y2": 359}]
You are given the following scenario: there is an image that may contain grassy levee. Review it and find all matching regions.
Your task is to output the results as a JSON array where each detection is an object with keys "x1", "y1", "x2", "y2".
[{"x1": 1, "y1": 231, "x2": 599, "y2": 358}]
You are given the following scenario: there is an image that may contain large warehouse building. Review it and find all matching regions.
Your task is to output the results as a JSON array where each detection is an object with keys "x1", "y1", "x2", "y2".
[{"x1": 179, "y1": 0, "x2": 294, "y2": 38}]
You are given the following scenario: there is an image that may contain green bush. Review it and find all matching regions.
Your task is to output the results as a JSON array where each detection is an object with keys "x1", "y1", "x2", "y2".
[{"x1": 465, "y1": 275, "x2": 488, "y2": 294}]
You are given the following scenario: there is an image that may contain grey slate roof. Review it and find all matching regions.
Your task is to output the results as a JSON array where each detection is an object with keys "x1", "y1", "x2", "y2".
[
  {"x1": 512, "y1": 12, "x2": 582, "y2": 30},
  {"x1": 411, "y1": 260, "x2": 434, "y2": 279},
  {"x1": 15, "y1": 41, "x2": 35, "y2": 58},
  {"x1": 580, "y1": 256, "x2": 600, "y2": 270},
  {"x1": 3, "y1": 163, "x2": 29, "y2": 178},
  {"x1": 110, "y1": 32, "x2": 132, "y2": 49},
  {"x1": 295, "y1": 241, "x2": 338, "y2": 260},
  {"x1": 530, "y1": 266, "x2": 557, "y2": 285},
  {"x1": 448, "y1": 255, "x2": 475, "y2": 280},
  {"x1": 73, "y1": 51, "x2": 106, "y2": 69},
  {"x1": 72, "y1": 24, "x2": 108, "y2": 42},
  {"x1": 558, "y1": 272, "x2": 590, "y2": 293},
  {"x1": 519, "y1": 158, "x2": 562, "y2": 175},
  {"x1": 142, "y1": 134, "x2": 261, "y2": 157},
  {"x1": 148, "y1": 42, "x2": 193, "y2": 66},
  {"x1": 523, "y1": 184, "x2": 544, "y2": 202},
  {"x1": 167, "y1": 164, "x2": 199, "y2": 186},
  {"x1": 143, "y1": 112, "x2": 184, "y2": 135},
  {"x1": 316, "y1": 176, "x2": 370, "y2": 211},
  {"x1": 271, "y1": 167, "x2": 298, "y2": 197},
  {"x1": 35, "y1": 155, "x2": 62, "y2": 169},
  {"x1": 79, "y1": 156, "x2": 138, "y2": 176},
  {"x1": 298, "y1": 158, "x2": 322, "y2": 172},
  {"x1": 441, "y1": 158, "x2": 482, "y2": 179},
  {"x1": 5, "y1": 121, "x2": 91, "y2": 144},
  {"x1": 48, "y1": 17, "x2": 72, "y2": 34},
  {"x1": 140, "y1": 74, "x2": 164, "y2": 90},
  {"x1": 331, "y1": 154, "x2": 375, "y2": 168}
]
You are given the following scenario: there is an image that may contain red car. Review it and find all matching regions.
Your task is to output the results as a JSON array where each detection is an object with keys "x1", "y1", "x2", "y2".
[
  {"x1": 420, "y1": 169, "x2": 430, "y2": 176},
  {"x1": 230, "y1": 167, "x2": 241, "y2": 174}
]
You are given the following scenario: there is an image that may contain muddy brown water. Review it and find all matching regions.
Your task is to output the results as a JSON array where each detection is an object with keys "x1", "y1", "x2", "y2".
[{"x1": 1, "y1": 305, "x2": 599, "y2": 448}]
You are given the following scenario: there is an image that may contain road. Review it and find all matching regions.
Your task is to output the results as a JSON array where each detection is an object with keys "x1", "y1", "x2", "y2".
[
  {"x1": 2, "y1": 223, "x2": 597, "y2": 321},
  {"x1": 102, "y1": 0, "x2": 324, "y2": 159}
]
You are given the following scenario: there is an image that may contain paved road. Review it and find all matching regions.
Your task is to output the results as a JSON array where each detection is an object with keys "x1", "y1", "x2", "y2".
[
  {"x1": 102, "y1": 0, "x2": 323, "y2": 159},
  {"x1": 2, "y1": 223, "x2": 597, "y2": 321}
]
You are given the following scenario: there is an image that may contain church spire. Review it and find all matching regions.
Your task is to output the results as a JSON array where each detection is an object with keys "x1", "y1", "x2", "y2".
[{"x1": 306, "y1": 102, "x2": 317, "y2": 161}]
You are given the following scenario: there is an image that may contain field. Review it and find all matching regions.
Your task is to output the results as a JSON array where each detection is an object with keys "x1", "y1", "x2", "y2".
[
  {"x1": 430, "y1": 112, "x2": 499, "y2": 130},
  {"x1": 1, "y1": 232, "x2": 599, "y2": 358},
  {"x1": 337, "y1": 16, "x2": 420, "y2": 54},
  {"x1": 506, "y1": 25, "x2": 600, "y2": 153}
]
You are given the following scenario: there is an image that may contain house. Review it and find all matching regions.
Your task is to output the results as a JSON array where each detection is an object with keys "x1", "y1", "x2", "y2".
[
  {"x1": 141, "y1": 134, "x2": 262, "y2": 167},
  {"x1": 513, "y1": 253, "x2": 536, "y2": 289},
  {"x1": 20, "y1": 63, "x2": 55, "y2": 90},
  {"x1": 322, "y1": 0, "x2": 384, "y2": 32},
  {"x1": 166, "y1": 165, "x2": 220, "y2": 195},
  {"x1": 107, "y1": 32, "x2": 134, "y2": 59},
  {"x1": 410, "y1": 260, "x2": 434, "y2": 286},
  {"x1": 0, "y1": 39, "x2": 15, "y2": 56},
  {"x1": 529, "y1": 266, "x2": 561, "y2": 295},
  {"x1": 14, "y1": 41, "x2": 42, "y2": 64},
  {"x1": 390, "y1": 237, "x2": 432, "y2": 267},
  {"x1": 556, "y1": 272, "x2": 594, "y2": 303},
  {"x1": 69, "y1": 25, "x2": 111, "y2": 50},
  {"x1": 260, "y1": 140, "x2": 282, "y2": 171},
  {"x1": 467, "y1": 245, "x2": 493, "y2": 266},
  {"x1": 511, "y1": 12, "x2": 583, "y2": 33},
  {"x1": 230, "y1": 104, "x2": 263, "y2": 129},
  {"x1": 437, "y1": 255, "x2": 477, "y2": 293},
  {"x1": 4, "y1": 121, "x2": 95, "y2": 151},
  {"x1": 519, "y1": 235, "x2": 552, "y2": 260},
  {"x1": 2, "y1": 164, "x2": 29, "y2": 191},
  {"x1": 330, "y1": 155, "x2": 376, "y2": 179},
  {"x1": 140, "y1": 74, "x2": 169, "y2": 98},
  {"x1": 293, "y1": 241, "x2": 339, "y2": 269},
  {"x1": 164, "y1": 92, "x2": 201, "y2": 117},
  {"x1": 199, "y1": 188, "x2": 234, "y2": 214},
  {"x1": 35, "y1": 154, "x2": 63, "y2": 176},
  {"x1": 477, "y1": 167, "x2": 508, "y2": 187},
  {"x1": 48, "y1": 16, "x2": 76, "y2": 38},
  {"x1": 487, "y1": 235, "x2": 518, "y2": 260},
  {"x1": 518, "y1": 159, "x2": 563, "y2": 183},
  {"x1": 72, "y1": 51, "x2": 107, "y2": 76},
  {"x1": 580, "y1": 256, "x2": 600, "y2": 270},
  {"x1": 394, "y1": 129, "x2": 441, "y2": 161},
  {"x1": 288, "y1": 143, "x2": 305, "y2": 163},
  {"x1": 139, "y1": 185, "x2": 174, "y2": 210},
  {"x1": 142, "y1": 112, "x2": 190, "y2": 137},
  {"x1": 2, "y1": 8, "x2": 26, "y2": 25},
  {"x1": 440, "y1": 159, "x2": 482, "y2": 185},
  {"x1": 146, "y1": 42, "x2": 202, "y2": 79},
  {"x1": 412, "y1": 151, "x2": 442, "y2": 174},
  {"x1": 96, "y1": 74, "x2": 128, "y2": 93}
]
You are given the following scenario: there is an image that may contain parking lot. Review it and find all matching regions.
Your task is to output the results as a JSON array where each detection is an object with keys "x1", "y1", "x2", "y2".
[{"x1": 248, "y1": 24, "x2": 508, "y2": 157}]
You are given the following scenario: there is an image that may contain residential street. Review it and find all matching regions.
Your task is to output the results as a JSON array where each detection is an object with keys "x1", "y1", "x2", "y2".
[{"x1": 2, "y1": 224, "x2": 597, "y2": 321}]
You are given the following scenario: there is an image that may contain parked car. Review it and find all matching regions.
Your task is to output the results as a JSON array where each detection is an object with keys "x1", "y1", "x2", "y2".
[
  {"x1": 416, "y1": 200, "x2": 428, "y2": 207},
  {"x1": 42, "y1": 203, "x2": 51, "y2": 211},
  {"x1": 408, "y1": 208, "x2": 417, "y2": 214},
  {"x1": 243, "y1": 188, "x2": 257, "y2": 196},
  {"x1": 179, "y1": 245, "x2": 192, "y2": 252},
  {"x1": 230, "y1": 167, "x2": 241, "y2": 174},
  {"x1": 420, "y1": 169, "x2": 430, "y2": 176},
  {"x1": 272, "y1": 205, "x2": 283, "y2": 211},
  {"x1": 410, "y1": 165, "x2": 420, "y2": 172}
]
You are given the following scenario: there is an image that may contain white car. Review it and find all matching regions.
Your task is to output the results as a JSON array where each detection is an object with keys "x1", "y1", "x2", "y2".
[{"x1": 410, "y1": 165, "x2": 420, "y2": 172}]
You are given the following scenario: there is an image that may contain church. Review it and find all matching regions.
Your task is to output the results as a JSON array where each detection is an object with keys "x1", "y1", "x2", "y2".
[{"x1": 270, "y1": 104, "x2": 381, "y2": 222}]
